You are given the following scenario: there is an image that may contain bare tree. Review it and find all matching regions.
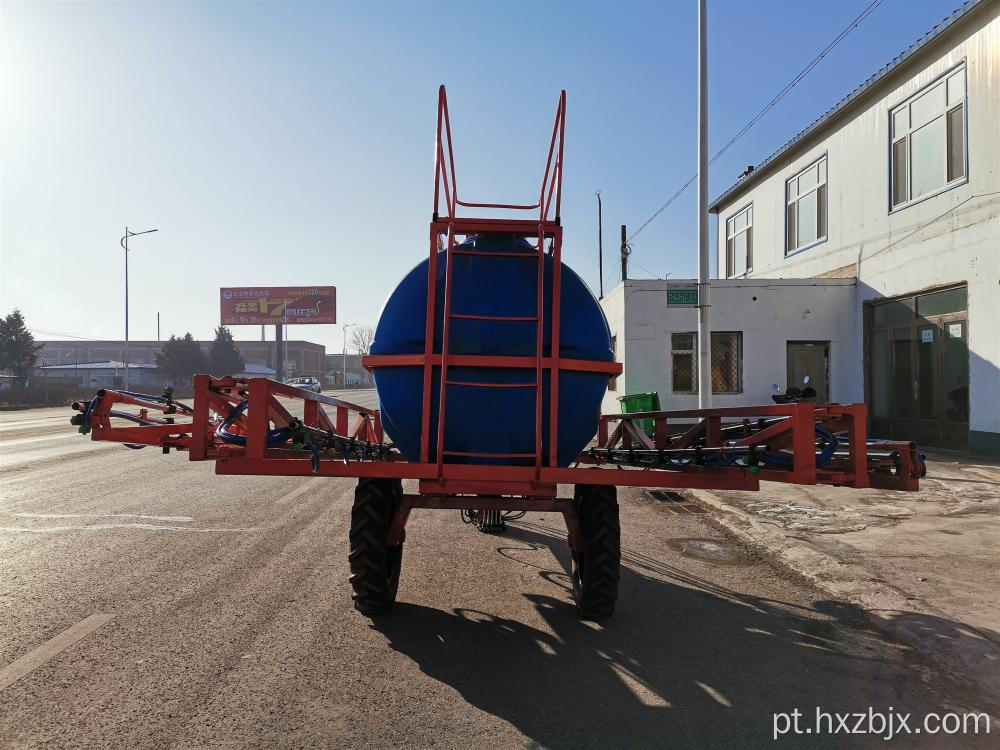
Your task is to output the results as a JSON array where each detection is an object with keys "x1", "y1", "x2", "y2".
[{"x1": 350, "y1": 325, "x2": 375, "y2": 356}]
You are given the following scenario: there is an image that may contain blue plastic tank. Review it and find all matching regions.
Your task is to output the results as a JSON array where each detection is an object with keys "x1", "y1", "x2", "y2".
[{"x1": 370, "y1": 233, "x2": 613, "y2": 467}]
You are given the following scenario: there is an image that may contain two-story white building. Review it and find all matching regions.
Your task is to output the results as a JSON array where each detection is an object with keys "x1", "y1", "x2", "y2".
[{"x1": 709, "y1": 0, "x2": 999, "y2": 456}]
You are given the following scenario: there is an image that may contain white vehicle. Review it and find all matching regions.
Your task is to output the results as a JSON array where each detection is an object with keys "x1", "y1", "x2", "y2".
[{"x1": 285, "y1": 376, "x2": 321, "y2": 394}]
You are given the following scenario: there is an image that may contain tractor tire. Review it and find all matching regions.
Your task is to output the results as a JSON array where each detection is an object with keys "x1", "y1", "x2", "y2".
[
  {"x1": 348, "y1": 477, "x2": 404, "y2": 616},
  {"x1": 571, "y1": 484, "x2": 620, "y2": 620}
]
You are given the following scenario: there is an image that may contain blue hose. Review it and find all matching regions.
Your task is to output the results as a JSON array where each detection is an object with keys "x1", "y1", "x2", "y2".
[
  {"x1": 762, "y1": 425, "x2": 838, "y2": 468},
  {"x1": 214, "y1": 400, "x2": 291, "y2": 448},
  {"x1": 704, "y1": 453, "x2": 737, "y2": 467}
]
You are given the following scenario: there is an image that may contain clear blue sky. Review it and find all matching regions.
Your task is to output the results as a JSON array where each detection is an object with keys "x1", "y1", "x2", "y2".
[{"x1": 1, "y1": 0, "x2": 963, "y2": 354}]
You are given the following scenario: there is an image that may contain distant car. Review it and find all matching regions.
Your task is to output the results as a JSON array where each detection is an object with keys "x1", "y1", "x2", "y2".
[{"x1": 285, "y1": 376, "x2": 321, "y2": 394}]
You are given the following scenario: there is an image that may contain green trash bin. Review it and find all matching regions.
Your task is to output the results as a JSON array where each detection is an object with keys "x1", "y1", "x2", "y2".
[{"x1": 618, "y1": 392, "x2": 660, "y2": 439}]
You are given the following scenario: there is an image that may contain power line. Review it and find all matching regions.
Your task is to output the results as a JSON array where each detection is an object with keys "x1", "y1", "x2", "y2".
[
  {"x1": 630, "y1": 258, "x2": 664, "y2": 279},
  {"x1": 627, "y1": 0, "x2": 884, "y2": 245},
  {"x1": 29, "y1": 327, "x2": 99, "y2": 340}
]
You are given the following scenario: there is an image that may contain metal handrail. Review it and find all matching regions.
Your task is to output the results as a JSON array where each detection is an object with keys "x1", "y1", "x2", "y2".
[{"x1": 433, "y1": 85, "x2": 566, "y2": 224}]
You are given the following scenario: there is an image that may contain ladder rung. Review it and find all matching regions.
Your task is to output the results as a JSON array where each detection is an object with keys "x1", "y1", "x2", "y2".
[
  {"x1": 449, "y1": 313, "x2": 538, "y2": 322},
  {"x1": 445, "y1": 380, "x2": 537, "y2": 389},
  {"x1": 441, "y1": 450, "x2": 536, "y2": 459},
  {"x1": 451, "y1": 249, "x2": 540, "y2": 258}
]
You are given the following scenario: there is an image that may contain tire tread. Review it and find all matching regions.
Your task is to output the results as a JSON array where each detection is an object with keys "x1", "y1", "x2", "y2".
[{"x1": 572, "y1": 484, "x2": 620, "y2": 619}]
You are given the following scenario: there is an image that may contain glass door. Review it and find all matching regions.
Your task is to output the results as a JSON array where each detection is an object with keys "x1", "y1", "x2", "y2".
[
  {"x1": 916, "y1": 323, "x2": 939, "y2": 447},
  {"x1": 891, "y1": 326, "x2": 916, "y2": 434},
  {"x1": 867, "y1": 286, "x2": 968, "y2": 451},
  {"x1": 940, "y1": 317, "x2": 969, "y2": 446}
]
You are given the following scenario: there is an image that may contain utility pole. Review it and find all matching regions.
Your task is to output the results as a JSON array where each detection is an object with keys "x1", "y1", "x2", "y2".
[
  {"x1": 275, "y1": 323, "x2": 284, "y2": 382},
  {"x1": 157, "y1": 312, "x2": 160, "y2": 341},
  {"x1": 342, "y1": 323, "x2": 357, "y2": 388},
  {"x1": 696, "y1": 0, "x2": 713, "y2": 408},
  {"x1": 620, "y1": 224, "x2": 629, "y2": 282},
  {"x1": 121, "y1": 226, "x2": 158, "y2": 390},
  {"x1": 596, "y1": 191, "x2": 604, "y2": 299}
]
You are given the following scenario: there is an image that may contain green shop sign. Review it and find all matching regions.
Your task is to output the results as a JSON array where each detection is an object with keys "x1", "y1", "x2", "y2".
[{"x1": 666, "y1": 287, "x2": 698, "y2": 306}]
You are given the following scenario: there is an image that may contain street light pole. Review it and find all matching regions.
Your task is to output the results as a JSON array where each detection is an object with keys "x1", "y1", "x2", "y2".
[
  {"x1": 596, "y1": 190, "x2": 604, "y2": 299},
  {"x1": 696, "y1": 0, "x2": 713, "y2": 408},
  {"x1": 342, "y1": 323, "x2": 357, "y2": 388},
  {"x1": 120, "y1": 226, "x2": 158, "y2": 390}
]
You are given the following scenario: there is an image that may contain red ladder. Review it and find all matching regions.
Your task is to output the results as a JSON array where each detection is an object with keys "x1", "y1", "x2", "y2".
[
  {"x1": 433, "y1": 227, "x2": 548, "y2": 476},
  {"x1": 417, "y1": 85, "x2": 567, "y2": 481}
]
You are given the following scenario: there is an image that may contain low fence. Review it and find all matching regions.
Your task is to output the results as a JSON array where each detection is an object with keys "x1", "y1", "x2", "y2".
[{"x1": 0, "y1": 379, "x2": 196, "y2": 409}]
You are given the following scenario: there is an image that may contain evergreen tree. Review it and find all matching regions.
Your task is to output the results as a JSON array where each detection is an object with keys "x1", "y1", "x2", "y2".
[
  {"x1": 156, "y1": 333, "x2": 209, "y2": 384},
  {"x1": 209, "y1": 325, "x2": 245, "y2": 376},
  {"x1": 0, "y1": 310, "x2": 42, "y2": 386}
]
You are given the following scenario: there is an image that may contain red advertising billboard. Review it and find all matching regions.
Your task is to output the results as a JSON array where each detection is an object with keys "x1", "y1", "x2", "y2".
[{"x1": 220, "y1": 286, "x2": 336, "y2": 325}]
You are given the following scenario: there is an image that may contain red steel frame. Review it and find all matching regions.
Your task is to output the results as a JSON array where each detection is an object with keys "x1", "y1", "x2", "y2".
[
  {"x1": 73, "y1": 86, "x2": 920, "y2": 552},
  {"x1": 595, "y1": 403, "x2": 921, "y2": 492}
]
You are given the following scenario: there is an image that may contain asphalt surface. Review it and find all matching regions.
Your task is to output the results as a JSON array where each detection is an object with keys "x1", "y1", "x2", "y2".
[{"x1": 0, "y1": 396, "x2": 994, "y2": 749}]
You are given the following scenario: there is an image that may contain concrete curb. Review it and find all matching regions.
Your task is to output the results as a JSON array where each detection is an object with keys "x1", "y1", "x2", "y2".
[
  {"x1": 682, "y1": 487, "x2": 1000, "y2": 708},
  {"x1": 683, "y1": 488, "x2": 920, "y2": 615}
]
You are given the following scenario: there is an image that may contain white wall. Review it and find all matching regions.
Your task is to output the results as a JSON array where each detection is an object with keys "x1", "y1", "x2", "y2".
[
  {"x1": 600, "y1": 283, "x2": 626, "y2": 415},
  {"x1": 600, "y1": 279, "x2": 858, "y2": 413},
  {"x1": 712, "y1": 4, "x2": 999, "y2": 442}
]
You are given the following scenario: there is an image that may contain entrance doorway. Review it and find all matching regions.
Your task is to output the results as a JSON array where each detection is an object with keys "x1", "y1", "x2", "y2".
[
  {"x1": 868, "y1": 285, "x2": 968, "y2": 450},
  {"x1": 787, "y1": 342, "x2": 829, "y2": 402}
]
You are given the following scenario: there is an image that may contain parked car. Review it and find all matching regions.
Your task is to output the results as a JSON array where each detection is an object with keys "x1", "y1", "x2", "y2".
[{"x1": 285, "y1": 376, "x2": 321, "y2": 394}]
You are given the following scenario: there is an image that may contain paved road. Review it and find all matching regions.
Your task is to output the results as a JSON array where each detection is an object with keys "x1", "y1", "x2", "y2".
[{"x1": 0, "y1": 400, "x2": 994, "y2": 748}]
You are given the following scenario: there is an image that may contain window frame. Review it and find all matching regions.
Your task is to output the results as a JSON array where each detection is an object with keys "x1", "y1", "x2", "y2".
[
  {"x1": 888, "y1": 62, "x2": 968, "y2": 214},
  {"x1": 724, "y1": 203, "x2": 753, "y2": 278},
  {"x1": 670, "y1": 331, "x2": 744, "y2": 395},
  {"x1": 710, "y1": 331, "x2": 744, "y2": 395},
  {"x1": 784, "y1": 154, "x2": 828, "y2": 257},
  {"x1": 670, "y1": 333, "x2": 697, "y2": 395}
]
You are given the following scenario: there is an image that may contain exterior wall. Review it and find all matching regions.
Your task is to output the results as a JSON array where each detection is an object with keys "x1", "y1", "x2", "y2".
[
  {"x1": 712, "y1": 4, "x2": 999, "y2": 452},
  {"x1": 599, "y1": 284, "x2": 627, "y2": 415},
  {"x1": 34, "y1": 365, "x2": 160, "y2": 389},
  {"x1": 324, "y1": 354, "x2": 374, "y2": 387},
  {"x1": 600, "y1": 279, "x2": 858, "y2": 412},
  {"x1": 236, "y1": 341, "x2": 326, "y2": 379}
]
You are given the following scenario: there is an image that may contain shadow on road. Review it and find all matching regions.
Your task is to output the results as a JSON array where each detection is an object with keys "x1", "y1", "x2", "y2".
[{"x1": 371, "y1": 523, "x2": 999, "y2": 749}]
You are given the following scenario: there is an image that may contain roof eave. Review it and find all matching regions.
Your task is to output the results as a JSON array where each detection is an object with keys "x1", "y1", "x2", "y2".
[{"x1": 707, "y1": 0, "x2": 985, "y2": 214}]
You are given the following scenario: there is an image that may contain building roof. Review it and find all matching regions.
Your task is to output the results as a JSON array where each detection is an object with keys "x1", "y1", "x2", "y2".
[
  {"x1": 238, "y1": 363, "x2": 276, "y2": 376},
  {"x1": 709, "y1": 0, "x2": 986, "y2": 213},
  {"x1": 38, "y1": 360, "x2": 157, "y2": 371},
  {"x1": 37, "y1": 339, "x2": 324, "y2": 347}
]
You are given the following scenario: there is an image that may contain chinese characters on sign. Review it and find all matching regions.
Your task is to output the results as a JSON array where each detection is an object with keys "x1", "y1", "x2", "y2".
[
  {"x1": 666, "y1": 287, "x2": 699, "y2": 306},
  {"x1": 220, "y1": 287, "x2": 336, "y2": 325}
]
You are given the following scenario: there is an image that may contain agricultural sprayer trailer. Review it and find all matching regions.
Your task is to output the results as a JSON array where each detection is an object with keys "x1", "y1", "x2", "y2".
[{"x1": 69, "y1": 87, "x2": 923, "y2": 619}]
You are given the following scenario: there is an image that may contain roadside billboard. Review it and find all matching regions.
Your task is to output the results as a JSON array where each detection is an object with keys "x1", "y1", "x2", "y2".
[{"x1": 220, "y1": 286, "x2": 336, "y2": 325}]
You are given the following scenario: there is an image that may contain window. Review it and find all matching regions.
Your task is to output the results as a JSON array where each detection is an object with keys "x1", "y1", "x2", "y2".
[
  {"x1": 786, "y1": 156, "x2": 827, "y2": 254},
  {"x1": 671, "y1": 331, "x2": 743, "y2": 394},
  {"x1": 671, "y1": 333, "x2": 696, "y2": 393},
  {"x1": 712, "y1": 332, "x2": 743, "y2": 393},
  {"x1": 725, "y1": 205, "x2": 752, "y2": 277},
  {"x1": 890, "y1": 65, "x2": 966, "y2": 209},
  {"x1": 609, "y1": 334, "x2": 618, "y2": 391}
]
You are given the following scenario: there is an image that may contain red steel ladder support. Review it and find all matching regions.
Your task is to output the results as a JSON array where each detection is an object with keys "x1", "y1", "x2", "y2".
[{"x1": 433, "y1": 230, "x2": 548, "y2": 477}]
